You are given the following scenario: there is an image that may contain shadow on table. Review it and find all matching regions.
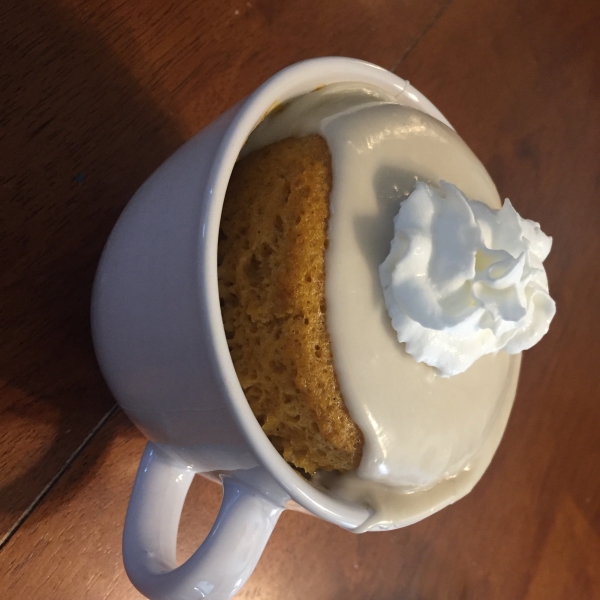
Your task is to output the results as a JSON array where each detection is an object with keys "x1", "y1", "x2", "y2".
[{"x1": 0, "y1": 0, "x2": 184, "y2": 539}]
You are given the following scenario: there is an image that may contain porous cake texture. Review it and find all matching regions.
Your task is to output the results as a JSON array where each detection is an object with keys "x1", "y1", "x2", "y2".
[{"x1": 218, "y1": 134, "x2": 363, "y2": 474}]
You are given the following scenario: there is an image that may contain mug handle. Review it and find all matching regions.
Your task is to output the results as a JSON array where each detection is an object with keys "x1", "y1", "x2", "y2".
[{"x1": 123, "y1": 442, "x2": 284, "y2": 600}]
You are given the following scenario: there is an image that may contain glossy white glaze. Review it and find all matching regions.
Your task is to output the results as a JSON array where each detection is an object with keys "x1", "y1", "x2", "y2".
[{"x1": 245, "y1": 87, "x2": 521, "y2": 526}]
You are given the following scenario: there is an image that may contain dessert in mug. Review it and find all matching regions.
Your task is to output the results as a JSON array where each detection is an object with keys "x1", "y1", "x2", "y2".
[{"x1": 218, "y1": 83, "x2": 555, "y2": 529}]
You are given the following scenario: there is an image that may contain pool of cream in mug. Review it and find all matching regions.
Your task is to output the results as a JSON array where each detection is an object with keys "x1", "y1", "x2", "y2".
[{"x1": 243, "y1": 83, "x2": 521, "y2": 532}]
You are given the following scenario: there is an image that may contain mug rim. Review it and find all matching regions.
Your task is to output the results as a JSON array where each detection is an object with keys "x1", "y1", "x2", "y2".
[{"x1": 199, "y1": 57, "x2": 440, "y2": 529}]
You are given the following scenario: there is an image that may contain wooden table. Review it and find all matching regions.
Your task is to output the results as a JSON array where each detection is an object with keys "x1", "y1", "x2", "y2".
[{"x1": 1, "y1": 0, "x2": 599, "y2": 598}]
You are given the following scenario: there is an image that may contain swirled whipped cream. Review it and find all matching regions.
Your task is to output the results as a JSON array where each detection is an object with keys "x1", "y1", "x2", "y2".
[{"x1": 380, "y1": 182, "x2": 555, "y2": 377}]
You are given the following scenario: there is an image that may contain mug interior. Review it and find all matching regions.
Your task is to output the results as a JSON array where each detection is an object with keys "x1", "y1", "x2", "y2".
[{"x1": 201, "y1": 57, "x2": 438, "y2": 530}]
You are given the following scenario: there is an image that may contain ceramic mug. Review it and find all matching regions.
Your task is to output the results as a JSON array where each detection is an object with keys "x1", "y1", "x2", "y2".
[{"x1": 91, "y1": 57, "x2": 482, "y2": 600}]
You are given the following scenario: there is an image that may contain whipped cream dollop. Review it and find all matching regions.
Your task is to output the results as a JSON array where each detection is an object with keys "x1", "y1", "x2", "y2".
[{"x1": 380, "y1": 182, "x2": 556, "y2": 376}]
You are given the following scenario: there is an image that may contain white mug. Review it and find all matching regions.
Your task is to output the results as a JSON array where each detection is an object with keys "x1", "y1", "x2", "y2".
[{"x1": 91, "y1": 57, "x2": 509, "y2": 600}]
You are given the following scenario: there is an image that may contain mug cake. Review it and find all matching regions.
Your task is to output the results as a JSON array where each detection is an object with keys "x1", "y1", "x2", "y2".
[{"x1": 218, "y1": 83, "x2": 555, "y2": 527}]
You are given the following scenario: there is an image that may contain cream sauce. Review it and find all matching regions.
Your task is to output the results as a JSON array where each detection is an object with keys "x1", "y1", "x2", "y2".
[{"x1": 244, "y1": 84, "x2": 520, "y2": 531}]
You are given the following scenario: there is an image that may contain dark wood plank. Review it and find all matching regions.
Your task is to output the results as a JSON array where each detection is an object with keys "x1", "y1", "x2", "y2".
[
  {"x1": 389, "y1": 0, "x2": 600, "y2": 596},
  {"x1": 0, "y1": 0, "x2": 446, "y2": 540},
  {"x1": 2, "y1": 412, "x2": 146, "y2": 598},
  {"x1": 2, "y1": 417, "x2": 599, "y2": 599},
  {"x1": 3, "y1": 0, "x2": 600, "y2": 597}
]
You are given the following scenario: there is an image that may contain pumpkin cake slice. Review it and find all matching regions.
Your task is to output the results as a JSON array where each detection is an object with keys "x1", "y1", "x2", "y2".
[{"x1": 218, "y1": 134, "x2": 364, "y2": 474}]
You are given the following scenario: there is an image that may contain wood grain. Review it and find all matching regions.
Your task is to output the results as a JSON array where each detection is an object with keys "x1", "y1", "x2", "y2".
[
  {"x1": 2, "y1": 0, "x2": 600, "y2": 597},
  {"x1": 392, "y1": 0, "x2": 600, "y2": 595},
  {"x1": 0, "y1": 0, "x2": 446, "y2": 541}
]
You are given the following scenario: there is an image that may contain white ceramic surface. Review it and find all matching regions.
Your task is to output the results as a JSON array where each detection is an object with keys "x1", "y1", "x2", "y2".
[{"x1": 91, "y1": 57, "x2": 506, "y2": 600}]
